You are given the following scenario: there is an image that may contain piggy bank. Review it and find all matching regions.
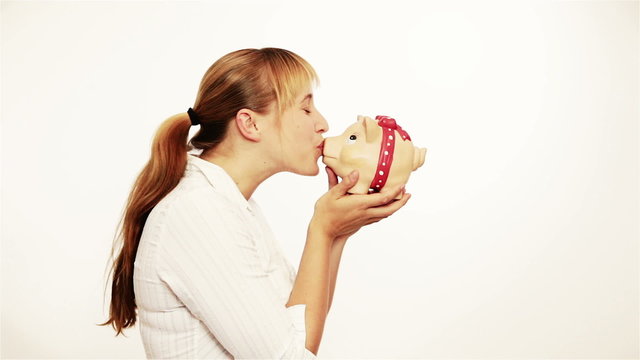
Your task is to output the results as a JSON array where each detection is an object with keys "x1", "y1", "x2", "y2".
[{"x1": 322, "y1": 115, "x2": 427, "y2": 198}]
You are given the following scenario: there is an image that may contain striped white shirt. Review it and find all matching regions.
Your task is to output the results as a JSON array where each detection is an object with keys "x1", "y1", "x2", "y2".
[{"x1": 133, "y1": 154, "x2": 317, "y2": 359}]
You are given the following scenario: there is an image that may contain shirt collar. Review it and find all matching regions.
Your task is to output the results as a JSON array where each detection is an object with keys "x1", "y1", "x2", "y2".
[{"x1": 186, "y1": 153, "x2": 250, "y2": 209}]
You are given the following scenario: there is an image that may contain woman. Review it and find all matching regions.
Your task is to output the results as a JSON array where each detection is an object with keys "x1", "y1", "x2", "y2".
[{"x1": 100, "y1": 47, "x2": 410, "y2": 359}]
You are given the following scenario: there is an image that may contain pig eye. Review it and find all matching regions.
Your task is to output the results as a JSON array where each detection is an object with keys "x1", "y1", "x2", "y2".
[{"x1": 347, "y1": 134, "x2": 357, "y2": 144}]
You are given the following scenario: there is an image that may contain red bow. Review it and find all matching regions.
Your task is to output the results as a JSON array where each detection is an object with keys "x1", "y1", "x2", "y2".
[{"x1": 375, "y1": 115, "x2": 411, "y2": 141}]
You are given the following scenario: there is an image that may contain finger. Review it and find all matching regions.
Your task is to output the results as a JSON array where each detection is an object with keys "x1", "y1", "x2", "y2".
[
  {"x1": 379, "y1": 182, "x2": 405, "y2": 196},
  {"x1": 331, "y1": 169, "x2": 359, "y2": 197},
  {"x1": 362, "y1": 184, "x2": 406, "y2": 207},
  {"x1": 325, "y1": 166, "x2": 338, "y2": 189},
  {"x1": 366, "y1": 193, "x2": 411, "y2": 218},
  {"x1": 363, "y1": 218, "x2": 382, "y2": 226}
]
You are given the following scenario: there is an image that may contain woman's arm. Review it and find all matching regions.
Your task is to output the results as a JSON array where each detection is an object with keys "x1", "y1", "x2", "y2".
[
  {"x1": 327, "y1": 236, "x2": 348, "y2": 313},
  {"x1": 288, "y1": 168, "x2": 410, "y2": 355},
  {"x1": 286, "y1": 231, "x2": 348, "y2": 355},
  {"x1": 286, "y1": 220, "x2": 332, "y2": 355},
  {"x1": 285, "y1": 231, "x2": 346, "y2": 355},
  {"x1": 285, "y1": 173, "x2": 359, "y2": 355}
]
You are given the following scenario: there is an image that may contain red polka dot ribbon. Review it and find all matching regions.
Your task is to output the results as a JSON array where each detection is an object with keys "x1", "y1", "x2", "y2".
[{"x1": 368, "y1": 115, "x2": 412, "y2": 193}]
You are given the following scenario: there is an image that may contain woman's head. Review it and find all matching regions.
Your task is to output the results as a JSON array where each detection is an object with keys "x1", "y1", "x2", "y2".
[
  {"x1": 190, "y1": 48, "x2": 325, "y2": 152},
  {"x1": 266, "y1": 88, "x2": 329, "y2": 176},
  {"x1": 100, "y1": 47, "x2": 326, "y2": 336}
]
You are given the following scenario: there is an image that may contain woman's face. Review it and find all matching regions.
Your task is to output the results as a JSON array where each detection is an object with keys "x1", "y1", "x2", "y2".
[{"x1": 274, "y1": 90, "x2": 329, "y2": 176}]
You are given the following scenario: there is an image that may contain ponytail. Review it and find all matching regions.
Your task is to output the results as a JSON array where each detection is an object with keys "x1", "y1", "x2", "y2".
[{"x1": 98, "y1": 114, "x2": 191, "y2": 335}]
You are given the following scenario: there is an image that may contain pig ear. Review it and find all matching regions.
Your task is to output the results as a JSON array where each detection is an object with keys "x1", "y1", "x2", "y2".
[{"x1": 363, "y1": 116, "x2": 379, "y2": 144}]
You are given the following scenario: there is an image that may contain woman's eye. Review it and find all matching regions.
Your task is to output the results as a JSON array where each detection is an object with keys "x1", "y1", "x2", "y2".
[
  {"x1": 303, "y1": 108, "x2": 311, "y2": 114},
  {"x1": 347, "y1": 134, "x2": 357, "y2": 144}
]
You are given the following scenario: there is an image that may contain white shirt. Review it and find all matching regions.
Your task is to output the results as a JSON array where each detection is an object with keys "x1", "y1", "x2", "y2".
[{"x1": 133, "y1": 154, "x2": 317, "y2": 359}]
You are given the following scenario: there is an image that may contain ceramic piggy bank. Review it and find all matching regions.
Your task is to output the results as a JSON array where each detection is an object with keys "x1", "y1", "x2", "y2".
[{"x1": 322, "y1": 115, "x2": 427, "y2": 198}]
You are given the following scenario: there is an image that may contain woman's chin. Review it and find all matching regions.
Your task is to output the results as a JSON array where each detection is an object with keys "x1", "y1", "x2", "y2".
[
  {"x1": 290, "y1": 162, "x2": 319, "y2": 176},
  {"x1": 307, "y1": 163, "x2": 320, "y2": 176}
]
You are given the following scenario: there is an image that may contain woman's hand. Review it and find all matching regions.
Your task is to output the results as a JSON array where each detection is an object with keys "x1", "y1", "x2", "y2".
[{"x1": 310, "y1": 166, "x2": 411, "y2": 241}]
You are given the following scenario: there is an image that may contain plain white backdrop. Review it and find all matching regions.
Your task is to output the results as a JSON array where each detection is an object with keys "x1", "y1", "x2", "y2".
[{"x1": 1, "y1": 0, "x2": 637, "y2": 358}]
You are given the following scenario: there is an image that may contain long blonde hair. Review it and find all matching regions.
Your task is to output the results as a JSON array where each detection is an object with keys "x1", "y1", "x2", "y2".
[{"x1": 99, "y1": 48, "x2": 319, "y2": 336}]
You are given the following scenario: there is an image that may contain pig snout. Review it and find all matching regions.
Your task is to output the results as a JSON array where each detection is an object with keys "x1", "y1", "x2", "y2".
[{"x1": 322, "y1": 136, "x2": 341, "y2": 159}]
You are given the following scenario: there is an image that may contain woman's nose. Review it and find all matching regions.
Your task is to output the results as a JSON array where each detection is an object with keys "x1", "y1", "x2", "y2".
[{"x1": 316, "y1": 113, "x2": 329, "y2": 133}]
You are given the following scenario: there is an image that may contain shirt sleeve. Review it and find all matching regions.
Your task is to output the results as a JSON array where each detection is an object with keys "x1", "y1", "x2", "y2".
[{"x1": 155, "y1": 188, "x2": 317, "y2": 359}]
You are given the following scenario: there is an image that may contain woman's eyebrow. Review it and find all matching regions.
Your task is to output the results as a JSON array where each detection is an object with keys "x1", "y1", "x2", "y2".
[{"x1": 300, "y1": 93, "x2": 313, "y2": 104}]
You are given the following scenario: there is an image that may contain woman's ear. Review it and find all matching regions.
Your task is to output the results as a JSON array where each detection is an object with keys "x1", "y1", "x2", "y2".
[{"x1": 234, "y1": 109, "x2": 261, "y2": 142}]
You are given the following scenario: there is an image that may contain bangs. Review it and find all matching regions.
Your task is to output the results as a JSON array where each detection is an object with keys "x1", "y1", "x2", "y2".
[{"x1": 262, "y1": 49, "x2": 320, "y2": 117}]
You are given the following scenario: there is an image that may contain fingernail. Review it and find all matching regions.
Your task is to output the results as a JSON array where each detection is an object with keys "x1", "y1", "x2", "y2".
[{"x1": 349, "y1": 170, "x2": 357, "y2": 181}]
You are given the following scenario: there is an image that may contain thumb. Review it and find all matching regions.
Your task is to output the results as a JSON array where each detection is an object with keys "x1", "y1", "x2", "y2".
[
  {"x1": 331, "y1": 170, "x2": 359, "y2": 196},
  {"x1": 325, "y1": 166, "x2": 339, "y2": 190}
]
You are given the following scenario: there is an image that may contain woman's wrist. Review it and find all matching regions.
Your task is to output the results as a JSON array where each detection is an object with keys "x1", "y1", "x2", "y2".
[
  {"x1": 333, "y1": 235, "x2": 349, "y2": 245},
  {"x1": 308, "y1": 217, "x2": 336, "y2": 243},
  {"x1": 308, "y1": 212, "x2": 355, "y2": 244}
]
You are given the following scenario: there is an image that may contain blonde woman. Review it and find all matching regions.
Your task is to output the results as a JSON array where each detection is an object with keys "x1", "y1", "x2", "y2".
[{"x1": 100, "y1": 48, "x2": 410, "y2": 359}]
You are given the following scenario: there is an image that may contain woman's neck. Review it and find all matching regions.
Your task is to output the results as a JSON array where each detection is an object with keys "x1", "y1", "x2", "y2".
[{"x1": 199, "y1": 146, "x2": 279, "y2": 201}]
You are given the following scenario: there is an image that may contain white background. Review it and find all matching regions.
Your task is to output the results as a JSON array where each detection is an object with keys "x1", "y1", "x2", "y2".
[{"x1": 1, "y1": 0, "x2": 638, "y2": 358}]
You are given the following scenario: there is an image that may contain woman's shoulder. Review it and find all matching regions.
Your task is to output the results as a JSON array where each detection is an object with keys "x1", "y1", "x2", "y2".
[
  {"x1": 161, "y1": 183, "x2": 236, "y2": 217},
  {"x1": 145, "y1": 185, "x2": 248, "y2": 256},
  {"x1": 146, "y1": 180, "x2": 235, "y2": 230}
]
